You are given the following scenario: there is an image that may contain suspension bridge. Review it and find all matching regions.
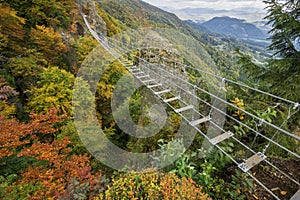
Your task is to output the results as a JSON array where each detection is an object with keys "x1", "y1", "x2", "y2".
[{"x1": 81, "y1": 10, "x2": 300, "y2": 200}]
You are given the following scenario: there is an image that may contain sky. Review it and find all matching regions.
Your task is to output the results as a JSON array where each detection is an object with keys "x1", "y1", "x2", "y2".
[{"x1": 143, "y1": 0, "x2": 267, "y2": 22}]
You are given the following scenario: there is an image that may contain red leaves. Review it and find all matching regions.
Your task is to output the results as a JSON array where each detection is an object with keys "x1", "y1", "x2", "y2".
[{"x1": 0, "y1": 108, "x2": 66, "y2": 158}]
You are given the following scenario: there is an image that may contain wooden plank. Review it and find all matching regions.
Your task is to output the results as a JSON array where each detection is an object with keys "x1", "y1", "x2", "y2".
[
  {"x1": 175, "y1": 105, "x2": 193, "y2": 113},
  {"x1": 154, "y1": 89, "x2": 171, "y2": 95},
  {"x1": 132, "y1": 71, "x2": 144, "y2": 75},
  {"x1": 164, "y1": 96, "x2": 180, "y2": 103},
  {"x1": 209, "y1": 131, "x2": 234, "y2": 145},
  {"x1": 142, "y1": 79, "x2": 156, "y2": 83},
  {"x1": 147, "y1": 84, "x2": 162, "y2": 89},
  {"x1": 190, "y1": 116, "x2": 211, "y2": 126},
  {"x1": 238, "y1": 152, "x2": 266, "y2": 172},
  {"x1": 137, "y1": 75, "x2": 150, "y2": 79}
]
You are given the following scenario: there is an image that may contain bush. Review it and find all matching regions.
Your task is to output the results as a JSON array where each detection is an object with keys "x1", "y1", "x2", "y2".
[{"x1": 96, "y1": 171, "x2": 210, "y2": 200}]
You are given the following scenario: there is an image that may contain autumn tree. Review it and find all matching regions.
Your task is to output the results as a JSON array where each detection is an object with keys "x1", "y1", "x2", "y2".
[
  {"x1": 71, "y1": 36, "x2": 98, "y2": 71},
  {"x1": 0, "y1": 109, "x2": 106, "y2": 199},
  {"x1": 0, "y1": 4, "x2": 26, "y2": 57},
  {"x1": 30, "y1": 25, "x2": 67, "y2": 65},
  {"x1": 26, "y1": 67, "x2": 75, "y2": 115},
  {"x1": 1, "y1": 0, "x2": 75, "y2": 28}
]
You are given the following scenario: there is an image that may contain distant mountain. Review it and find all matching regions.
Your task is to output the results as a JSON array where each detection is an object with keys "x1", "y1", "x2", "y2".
[
  {"x1": 201, "y1": 16, "x2": 267, "y2": 39},
  {"x1": 151, "y1": 5, "x2": 267, "y2": 23}
]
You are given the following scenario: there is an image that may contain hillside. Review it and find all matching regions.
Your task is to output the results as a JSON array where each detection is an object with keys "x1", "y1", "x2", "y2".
[
  {"x1": 94, "y1": 0, "x2": 244, "y2": 77},
  {"x1": 0, "y1": 0, "x2": 299, "y2": 199}
]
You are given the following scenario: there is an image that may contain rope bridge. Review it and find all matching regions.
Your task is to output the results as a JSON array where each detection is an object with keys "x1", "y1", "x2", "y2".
[{"x1": 81, "y1": 11, "x2": 300, "y2": 200}]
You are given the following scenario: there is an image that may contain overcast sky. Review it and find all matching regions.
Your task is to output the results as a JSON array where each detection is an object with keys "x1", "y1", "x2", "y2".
[{"x1": 143, "y1": 0, "x2": 267, "y2": 22}]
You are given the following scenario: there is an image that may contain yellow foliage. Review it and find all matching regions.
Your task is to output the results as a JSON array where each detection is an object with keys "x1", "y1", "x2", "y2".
[
  {"x1": 30, "y1": 25, "x2": 67, "y2": 64},
  {"x1": 231, "y1": 98, "x2": 246, "y2": 120},
  {"x1": 0, "y1": 101, "x2": 16, "y2": 116},
  {"x1": 95, "y1": 171, "x2": 210, "y2": 200}
]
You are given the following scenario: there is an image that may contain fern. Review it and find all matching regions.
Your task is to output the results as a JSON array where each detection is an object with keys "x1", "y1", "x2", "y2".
[{"x1": 0, "y1": 85, "x2": 18, "y2": 100}]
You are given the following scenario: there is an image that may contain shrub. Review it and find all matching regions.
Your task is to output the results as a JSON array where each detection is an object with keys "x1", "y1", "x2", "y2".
[{"x1": 96, "y1": 171, "x2": 210, "y2": 200}]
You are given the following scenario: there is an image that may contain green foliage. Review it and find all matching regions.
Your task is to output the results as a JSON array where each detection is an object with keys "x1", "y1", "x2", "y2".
[
  {"x1": 71, "y1": 36, "x2": 98, "y2": 68},
  {"x1": 95, "y1": 61, "x2": 127, "y2": 127},
  {"x1": 225, "y1": 170, "x2": 253, "y2": 200},
  {"x1": 264, "y1": 0, "x2": 300, "y2": 58},
  {"x1": 58, "y1": 120, "x2": 87, "y2": 155},
  {"x1": 151, "y1": 139, "x2": 186, "y2": 171},
  {"x1": 0, "y1": 155, "x2": 47, "y2": 177},
  {"x1": 96, "y1": 5, "x2": 125, "y2": 36},
  {"x1": 60, "y1": 176, "x2": 109, "y2": 200},
  {"x1": 0, "y1": 176, "x2": 42, "y2": 200},
  {"x1": 7, "y1": 51, "x2": 46, "y2": 91},
  {"x1": 27, "y1": 66, "x2": 75, "y2": 114},
  {"x1": 170, "y1": 152, "x2": 197, "y2": 179},
  {"x1": 237, "y1": 0, "x2": 300, "y2": 101},
  {"x1": 197, "y1": 159, "x2": 225, "y2": 198}
]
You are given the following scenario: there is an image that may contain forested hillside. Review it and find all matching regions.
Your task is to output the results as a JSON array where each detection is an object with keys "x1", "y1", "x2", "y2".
[{"x1": 0, "y1": 0, "x2": 299, "y2": 199}]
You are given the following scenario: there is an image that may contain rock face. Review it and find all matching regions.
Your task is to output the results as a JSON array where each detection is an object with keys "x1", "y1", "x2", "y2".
[{"x1": 78, "y1": 0, "x2": 107, "y2": 37}]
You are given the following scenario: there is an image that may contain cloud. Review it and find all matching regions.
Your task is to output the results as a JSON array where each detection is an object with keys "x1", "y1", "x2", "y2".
[
  {"x1": 143, "y1": 0, "x2": 267, "y2": 22},
  {"x1": 144, "y1": 0, "x2": 265, "y2": 10}
]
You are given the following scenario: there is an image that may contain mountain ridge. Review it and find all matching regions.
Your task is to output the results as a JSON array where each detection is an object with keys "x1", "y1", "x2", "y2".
[{"x1": 201, "y1": 16, "x2": 267, "y2": 39}]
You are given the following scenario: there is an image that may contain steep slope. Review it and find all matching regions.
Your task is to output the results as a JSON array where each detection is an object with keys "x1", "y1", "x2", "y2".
[
  {"x1": 96, "y1": 0, "x2": 186, "y2": 30},
  {"x1": 91, "y1": 0, "x2": 241, "y2": 79}
]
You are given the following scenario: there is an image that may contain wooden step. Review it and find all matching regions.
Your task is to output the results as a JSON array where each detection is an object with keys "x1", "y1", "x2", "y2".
[
  {"x1": 154, "y1": 89, "x2": 171, "y2": 95},
  {"x1": 238, "y1": 152, "x2": 266, "y2": 172},
  {"x1": 130, "y1": 69, "x2": 141, "y2": 73},
  {"x1": 142, "y1": 79, "x2": 156, "y2": 83},
  {"x1": 137, "y1": 75, "x2": 150, "y2": 79},
  {"x1": 147, "y1": 84, "x2": 162, "y2": 89},
  {"x1": 132, "y1": 71, "x2": 144, "y2": 75},
  {"x1": 209, "y1": 131, "x2": 234, "y2": 145},
  {"x1": 190, "y1": 116, "x2": 211, "y2": 126},
  {"x1": 175, "y1": 105, "x2": 193, "y2": 113},
  {"x1": 164, "y1": 96, "x2": 180, "y2": 103}
]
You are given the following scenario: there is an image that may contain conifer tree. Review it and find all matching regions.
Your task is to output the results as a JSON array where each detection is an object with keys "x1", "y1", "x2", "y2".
[{"x1": 238, "y1": 0, "x2": 300, "y2": 101}]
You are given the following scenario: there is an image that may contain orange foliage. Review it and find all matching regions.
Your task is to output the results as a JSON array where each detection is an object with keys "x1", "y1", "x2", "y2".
[
  {"x1": 0, "y1": 108, "x2": 105, "y2": 199},
  {"x1": 19, "y1": 153, "x2": 103, "y2": 199},
  {"x1": 0, "y1": 108, "x2": 66, "y2": 158}
]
